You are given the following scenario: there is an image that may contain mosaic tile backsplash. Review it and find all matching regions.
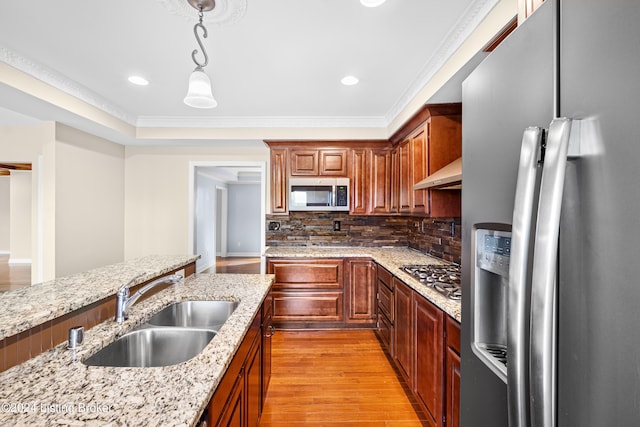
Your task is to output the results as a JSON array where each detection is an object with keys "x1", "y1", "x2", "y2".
[{"x1": 266, "y1": 212, "x2": 461, "y2": 264}]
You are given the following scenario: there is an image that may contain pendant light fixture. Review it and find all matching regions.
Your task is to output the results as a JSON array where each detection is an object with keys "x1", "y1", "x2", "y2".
[{"x1": 184, "y1": 0, "x2": 217, "y2": 108}]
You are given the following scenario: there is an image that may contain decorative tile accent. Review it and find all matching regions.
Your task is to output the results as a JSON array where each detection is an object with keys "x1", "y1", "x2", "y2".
[{"x1": 266, "y1": 212, "x2": 461, "y2": 265}]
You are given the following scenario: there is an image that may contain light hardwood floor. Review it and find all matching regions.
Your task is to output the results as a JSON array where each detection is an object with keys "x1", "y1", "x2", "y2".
[
  {"x1": 0, "y1": 254, "x2": 31, "y2": 292},
  {"x1": 260, "y1": 330, "x2": 428, "y2": 426}
]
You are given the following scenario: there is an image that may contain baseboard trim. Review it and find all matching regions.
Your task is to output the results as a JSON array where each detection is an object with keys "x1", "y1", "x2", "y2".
[
  {"x1": 8, "y1": 258, "x2": 32, "y2": 265},
  {"x1": 224, "y1": 252, "x2": 261, "y2": 258}
]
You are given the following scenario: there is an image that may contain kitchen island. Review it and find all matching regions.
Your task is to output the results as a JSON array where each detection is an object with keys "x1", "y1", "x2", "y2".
[{"x1": 0, "y1": 273, "x2": 273, "y2": 426}]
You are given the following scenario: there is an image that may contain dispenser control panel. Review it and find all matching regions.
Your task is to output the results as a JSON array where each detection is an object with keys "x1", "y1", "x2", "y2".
[{"x1": 476, "y1": 228, "x2": 511, "y2": 277}]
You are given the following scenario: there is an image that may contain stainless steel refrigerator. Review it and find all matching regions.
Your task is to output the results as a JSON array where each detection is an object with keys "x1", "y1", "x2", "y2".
[{"x1": 460, "y1": 0, "x2": 640, "y2": 426}]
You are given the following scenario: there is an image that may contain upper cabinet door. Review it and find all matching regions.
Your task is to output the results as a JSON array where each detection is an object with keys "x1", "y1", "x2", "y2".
[
  {"x1": 290, "y1": 149, "x2": 319, "y2": 176},
  {"x1": 319, "y1": 149, "x2": 348, "y2": 176},
  {"x1": 270, "y1": 148, "x2": 288, "y2": 214},
  {"x1": 290, "y1": 148, "x2": 348, "y2": 176},
  {"x1": 410, "y1": 125, "x2": 428, "y2": 215}
]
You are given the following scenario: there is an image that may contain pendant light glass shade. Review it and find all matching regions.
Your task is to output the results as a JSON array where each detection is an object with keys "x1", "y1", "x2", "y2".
[{"x1": 184, "y1": 67, "x2": 217, "y2": 108}]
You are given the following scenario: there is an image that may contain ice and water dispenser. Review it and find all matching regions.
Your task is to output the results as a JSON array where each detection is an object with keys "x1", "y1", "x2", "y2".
[{"x1": 471, "y1": 224, "x2": 512, "y2": 382}]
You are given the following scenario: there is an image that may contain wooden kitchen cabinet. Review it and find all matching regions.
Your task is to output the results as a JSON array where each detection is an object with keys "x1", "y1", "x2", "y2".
[
  {"x1": 246, "y1": 331, "x2": 262, "y2": 427},
  {"x1": 389, "y1": 103, "x2": 462, "y2": 218},
  {"x1": 376, "y1": 264, "x2": 395, "y2": 355},
  {"x1": 394, "y1": 278, "x2": 413, "y2": 383},
  {"x1": 410, "y1": 125, "x2": 429, "y2": 214},
  {"x1": 414, "y1": 293, "x2": 445, "y2": 427},
  {"x1": 269, "y1": 148, "x2": 288, "y2": 214},
  {"x1": 350, "y1": 148, "x2": 369, "y2": 214},
  {"x1": 398, "y1": 139, "x2": 412, "y2": 213},
  {"x1": 268, "y1": 258, "x2": 344, "y2": 328},
  {"x1": 290, "y1": 148, "x2": 348, "y2": 176},
  {"x1": 390, "y1": 148, "x2": 400, "y2": 213},
  {"x1": 261, "y1": 291, "x2": 273, "y2": 404},
  {"x1": 445, "y1": 316, "x2": 461, "y2": 427},
  {"x1": 208, "y1": 313, "x2": 261, "y2": 427},
  {"x1": 427, "y1": 114, "x2": 462, "y2": 218},
  {"x1": 370, "y1": 148, "x2": 392, "y2": 214},
  {"x1": 344, "y1": 258, "x2": 377, "y2": 324},
  {"x1": 376, "y1": 264, "x2": 460, "y2": 427},
  {"x1": 267, "y1": 257, "x2": 378, "y2": 328}
]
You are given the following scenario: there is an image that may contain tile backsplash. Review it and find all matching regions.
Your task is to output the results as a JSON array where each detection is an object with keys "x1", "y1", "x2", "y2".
[{"x1": 266, "y1": 212, "x2": 461, "y2": 264}]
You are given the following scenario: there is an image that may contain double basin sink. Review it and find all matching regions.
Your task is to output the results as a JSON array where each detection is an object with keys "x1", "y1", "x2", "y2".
[{"x1": 84, "y1": 300, "x2": 238, "y2": 368}]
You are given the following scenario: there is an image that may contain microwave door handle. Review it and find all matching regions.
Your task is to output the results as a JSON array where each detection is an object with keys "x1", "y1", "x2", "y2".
[
  {"x1": 529, "y1": 118, "x2": 572, "y2": 427},
  {"x1": 507, "y1": 126, "x2": 544, "y2": 427}
]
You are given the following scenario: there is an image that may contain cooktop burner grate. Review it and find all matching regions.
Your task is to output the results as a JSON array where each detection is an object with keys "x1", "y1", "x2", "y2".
[{"x1": 401, "y1": 264, "x2": 462, "y2": 300}]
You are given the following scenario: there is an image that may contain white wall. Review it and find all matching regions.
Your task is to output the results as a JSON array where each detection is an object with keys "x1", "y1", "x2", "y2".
[
  {"x1": 0, "y1": 122, "x2": 126, "y2": 280},
  {"x1": 227, "y1": 183, "x2": 261, "y2": 256},
  {"x1": 0, "y1": 177, "x2": 9, "y2": 253},
  {"x1": 195, "y1": 172, "x2": 224, "y2": 272},
  {"x1": 8, "y1": 170, "x2": 31, "y2": 262},
  {"x1": 124, "y1": 142, "x2": 269, "y2": 260},
  {"x1": 53, "y1": 124, "x2": 125, "y2": 277},
  {"x1": 0, "y1": 122, "x2": 51, "y2": 281}
]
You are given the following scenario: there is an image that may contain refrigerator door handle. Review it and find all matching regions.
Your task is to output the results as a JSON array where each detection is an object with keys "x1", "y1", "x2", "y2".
[
  {"x1": 507, "y1": 127, "x2": 544, "y2": 427},
  {"x1": 529, "y1": 118, "x2": 572, "y2": 427}
]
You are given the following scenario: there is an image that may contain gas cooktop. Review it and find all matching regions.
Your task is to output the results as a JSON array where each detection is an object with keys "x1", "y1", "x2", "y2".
[{"x1": 401, "y1": 264, "x2": 462, "y2": 300}]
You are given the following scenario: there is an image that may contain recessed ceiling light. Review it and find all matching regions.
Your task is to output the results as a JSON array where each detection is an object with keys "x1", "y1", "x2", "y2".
[
  {"x1": 128, "y1": 75, "x2": 149, "y2": 86},
  {"x1": 360, "y1": 0, "x2": 387, "y2": 7},
  {"x1": 341, "y1": 75, "x2": 359, "y2": 86}
]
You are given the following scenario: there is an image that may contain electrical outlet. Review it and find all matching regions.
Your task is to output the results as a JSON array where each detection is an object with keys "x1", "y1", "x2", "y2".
[{"x1": 268, "y1": 221, "x2": 281, "y2": 231}]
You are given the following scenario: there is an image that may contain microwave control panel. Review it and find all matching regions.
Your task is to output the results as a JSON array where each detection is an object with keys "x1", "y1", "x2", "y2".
[{"x1": 336, "y1": 185, "x2": 348, "y2": 207}]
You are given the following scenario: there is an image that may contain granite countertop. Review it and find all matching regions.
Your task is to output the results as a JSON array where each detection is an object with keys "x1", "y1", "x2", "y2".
[
  {"x1": 0, "y1": 255, "x2": 200, "y2": 340},
  {"x1": 0, "y1": 273, "x2": 273, "y2": 426},
  {"x1": 265, "y1": 246, "x2": 461, "y2": 322}
]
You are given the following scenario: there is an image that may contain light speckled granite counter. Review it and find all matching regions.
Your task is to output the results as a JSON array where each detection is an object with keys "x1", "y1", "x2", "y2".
[
  {"x1": 0, "y1": 273, "x2": 273, "y2": 426},
  {"x1": 0, "y1": 255, "x2": 199, "y2": 340},
  {"x1": 265, "y1": 246, "x2": 461, "y2": 322}
]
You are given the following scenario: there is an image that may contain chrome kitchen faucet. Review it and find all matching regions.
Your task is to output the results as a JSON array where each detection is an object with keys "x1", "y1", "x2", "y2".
[{"x1": 115, "y1": 273, "x2": 183, "y2": 323}]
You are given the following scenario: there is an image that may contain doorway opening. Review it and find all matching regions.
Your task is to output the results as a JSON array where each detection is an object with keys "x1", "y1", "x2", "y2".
[
  {"x1": 0, "y1": 162, "x2": 34, "y2": 291},
  {"x1": 189, "y1": 161, "x2": 266, "y2": 274}
]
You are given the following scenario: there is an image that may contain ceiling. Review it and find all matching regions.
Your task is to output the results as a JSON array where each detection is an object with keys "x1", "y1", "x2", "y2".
[{"x1": 0, "y1": 0, "x2": 498, "y2": 145}]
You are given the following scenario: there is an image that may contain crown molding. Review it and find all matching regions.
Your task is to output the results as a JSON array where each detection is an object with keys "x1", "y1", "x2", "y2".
[
  {"x1": 0, "y1": 46, "x2": 137, "y2": 126},
  {"x1": 136, "y1": 115, "x2": 388, "y2": 129},
  {"x1": 384, "y1": 0, "x2": 500, "y2": 124},
  {"x1": 0, "y1": 0, "x2": 497, "y2": 137}
]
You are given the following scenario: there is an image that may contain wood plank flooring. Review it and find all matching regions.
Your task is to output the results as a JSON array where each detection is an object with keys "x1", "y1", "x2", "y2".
[
  {"x1": 201, "y1": 257, "x2": 261, "y2": 274},
  {"x1": 260, "y1": 330, "x2": 428, "y2": 426},
  {"x1": 0, "y1": 254, "x2": 31, "y2": 292}
]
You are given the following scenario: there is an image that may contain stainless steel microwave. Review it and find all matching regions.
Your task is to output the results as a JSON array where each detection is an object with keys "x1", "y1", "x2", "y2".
[{"x1": 288, "y1": 177, "x2": 350, "y2": 211}]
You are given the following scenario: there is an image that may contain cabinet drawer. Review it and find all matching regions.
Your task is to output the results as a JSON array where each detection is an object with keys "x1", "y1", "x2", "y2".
[
  {"x1": 378, "y1": 280, "x2": 394, "y2": 321},
  {"x1": 273, "y1": 291, "x2": 344, "y2": 322},
  {"x1": 446, "y1": 315, "x2": 461, "y2": 355},
  {"x1": 377, "y1": 311, "x2": 394, "y2": 356},
  {"x1": 269, "y1": 259, "x2": 343, "y2": 290},
  {"x1": 376, "y1": 265, "x2": 393, "y2": 291}
]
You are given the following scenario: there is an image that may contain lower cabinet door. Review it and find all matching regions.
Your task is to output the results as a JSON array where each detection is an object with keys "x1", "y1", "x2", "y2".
[
  {"x1": 246, "y1": 334, "x2": 262, "y2": 427},
  {"x1": 212, "y1": 370, "x2": 245, "y2": 427},
  {"x1": 414, "y1": 295, "x2": 444, "y2": 426},
  {"x1": 445, "y1": 346, "x2": 461, "y2": 427},
  {"x1": 394, "y1": 279, "x2": 413, "y2": 383}
]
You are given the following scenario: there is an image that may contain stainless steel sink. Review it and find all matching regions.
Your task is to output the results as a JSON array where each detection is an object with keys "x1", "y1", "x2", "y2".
[
  {"x1": 84, "y1": 327, "x2": 216, "y2": 367},
  {"x1": 146, "y1": 300, "x2": 238, "y2": 331}
]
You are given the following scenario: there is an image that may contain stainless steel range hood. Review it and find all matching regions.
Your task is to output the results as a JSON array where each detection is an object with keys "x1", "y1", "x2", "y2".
[{"x1": 413, "y1": 157, "x2": 462, "y2": 190}]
